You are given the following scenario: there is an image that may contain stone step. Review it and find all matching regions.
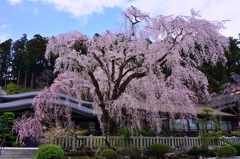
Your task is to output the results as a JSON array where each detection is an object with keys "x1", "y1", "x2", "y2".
[{"x1": 0, "y1": 147, "x2": 38, "y2": 159}]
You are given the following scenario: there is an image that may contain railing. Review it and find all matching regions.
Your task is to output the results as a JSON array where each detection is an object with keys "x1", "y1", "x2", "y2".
[
  {"x1": 0, "y1": 136, "x2": 6, "y2": 155},
  {"x1": 51, "y1": 135, "x2": 240, "y2": 150}
]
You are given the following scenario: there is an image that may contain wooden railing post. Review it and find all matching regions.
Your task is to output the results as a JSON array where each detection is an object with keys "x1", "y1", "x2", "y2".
[
  {"x1": 171, "y1": 136, "x2": 174, "y2": 147},
  {"x1": 89, "y1": 135, "x2": 93, "y2": 148},
  {"x1": 72, "y1": 136, "x2": 76, "y2": 151}
]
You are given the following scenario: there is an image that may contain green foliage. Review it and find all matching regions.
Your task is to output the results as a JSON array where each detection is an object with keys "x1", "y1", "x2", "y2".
[
  {"x1": 149, "y1": 144, "x2": 172, "y2": 157},
  {"x1": 0, "y1": 112, "x2": 15, "y2": 119},
  {"x1": 198, "y1": 108, "x2": 224, "y2": 147},
  {"x1": 232, "y1": 144, "x2": 240, "y2": 156},
  {"x1": 199, "y1": 37, "x2": 240, "y2": 94},
  {"x1": 0, "y1": 112, "x2": 16, "y2": 146},
  {"x1": 137, "y1": 125, "x2": 155, "y2": 136},
  {"x1": 120, "y1": 146, "x2": 141, "y2": 157},
  {"x1": 217, "y1": 146, "x2": 237, "y2": 157},
  {"x1": 4, "y1": 83, "x2": 22, "y2": 94},
  {"x1": 158, "y1": 131, "x2": 169, "y2": 137},
  {"x1": 100, "y1": 149, "x2": 118, "y2": 159},
  {"x1": 188, "y1": 147, "x2": 216, "y2": 157},
  {"x1": 4, "y1": 134, "x2": 16, "y2": 140},
  {"x1": 117, "y1": 126, "x2": 131, "y2": 140},
  {"x1": 35, "y1": 144, "x2": 64, "y2": 159},
  {"x1": 12, "y1": 141, "x2": 20, "y2": 147},
  {"x1": 188, "y1": 148, "x2": 202, "y2": 156},
  {"x1": 202, "y1": 148, "x2": 216, "y2": 157},
  {"x1": 231, "y1": 131, "x2": 240, "y2": 137},
  {"x1": 4, "y1": 127, "x2": 11, "y2": 132}
]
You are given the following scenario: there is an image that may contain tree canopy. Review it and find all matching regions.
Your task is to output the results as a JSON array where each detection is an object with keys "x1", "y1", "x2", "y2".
[
  {"x1": 45, "y1": 6, "x2": 228, "y2": 134},
  {"x1": 13, "y1": 7, "x2": 229, "y2": 141}
]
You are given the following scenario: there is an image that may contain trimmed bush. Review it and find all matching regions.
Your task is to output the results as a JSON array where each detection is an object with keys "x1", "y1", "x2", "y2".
[
  {"x1": 217, "y1": 146, "x2": 237, "y2": 157},
  {"x1": 188, "y1": 148, "x2": 202, "y2": 156},
  {"x1": 232, "y1": 144, "x2": 240, "y2": 156},
  {"x1": 149, "y1": 144, "x2": 172, "y2": 157},
  {"x1": 120, "y1": 146, "x2": 141, "y2": 157},
  {"x1": 188, "y1": 148, "x2": 216, "y2": 157},
  {"x1": 35, "y1": 144, "x2": 64, "y2": 159},
  {"x1": 202, "y1": 149, "x2": 216, "y2": 157},
  {"x1": 100, "y1": 149, "x2": 118, "y2": 159}
]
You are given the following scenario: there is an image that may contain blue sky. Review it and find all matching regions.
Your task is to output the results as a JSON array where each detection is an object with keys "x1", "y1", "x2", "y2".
[{"x1": 0, "y1": 0, "x2": 240, "y2": 42}]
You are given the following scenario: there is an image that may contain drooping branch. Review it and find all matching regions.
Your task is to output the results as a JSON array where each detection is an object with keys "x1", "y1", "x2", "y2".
[{"x1": 117, "y1": 71, "x2": 147, "y2": 98}]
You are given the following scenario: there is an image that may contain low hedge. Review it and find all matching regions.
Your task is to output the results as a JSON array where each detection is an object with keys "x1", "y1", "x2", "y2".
[
  {"x1": 100, "y1": 149, "x2": 118, "y2": 159},
  {"x1": 35, "y1": 144, "x2": 64, "y2": 159},
  {"x1": 217, "y1": 146, "x2": 237, "y2": 157},
  {"x1": 149, "y1": 144, "x2": 172, "y2": 157}
]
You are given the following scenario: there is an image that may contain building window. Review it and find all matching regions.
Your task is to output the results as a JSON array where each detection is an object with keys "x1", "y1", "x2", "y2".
[
  {"x1": 189, "y1": 119, "x2": 198, "y2": 131},
  {"x1": 169, "y1": 119, "x2": 188, "y2": 131},
  {"x1": 89, "y1": 121, "x2": 95, "y2": 130}
]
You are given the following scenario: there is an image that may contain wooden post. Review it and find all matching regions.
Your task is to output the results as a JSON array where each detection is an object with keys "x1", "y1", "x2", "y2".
[
  {"x1": 171, "y1": 136, "x2": 174, "y2": 147},
  {"x1": 72, "y1": 136, "x2": 76, "y2": 151},
  {"x1": 90, "y1": 135, "x2": 93, "y2": 148}
]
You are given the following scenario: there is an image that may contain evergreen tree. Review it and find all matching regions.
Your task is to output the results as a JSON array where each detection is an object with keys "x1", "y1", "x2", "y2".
[
  {"x1": 12, "y1": 34, "x2": 28, "y2": 87},
  {"x1": 0, "y1": 39, "x2": 13, "y2": 86}
]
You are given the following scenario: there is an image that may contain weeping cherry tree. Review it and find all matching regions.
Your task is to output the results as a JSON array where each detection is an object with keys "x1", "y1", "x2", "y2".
[{"x1": 15, "y1": 6, "x2": 229, "y2": 139}]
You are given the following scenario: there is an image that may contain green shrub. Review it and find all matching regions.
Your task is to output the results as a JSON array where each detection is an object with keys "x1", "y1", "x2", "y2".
[
  {"x1": 188, "y1": 148, "x2": 202, "y2": 156},
  {"x1": 159, "y1": 131, "x2": 169, "y2": 137},
  {"x1": 232, "y1": 144, "x2": 240, "y2": 155},
  {"x1": 231, "y1": 131, "x2": 240, "y2": 137},
  {"x1": 5, "y1": 134, "x2": 16, "y2": 140},
  {"x1": 202, "y1": 149, "x2": 216, "y2": 157},
  {"x1": 35, "y1": 144, "x2": 64, "y2": 159},
  {"x1": 149, "y1": 144, "x2": 172, "y2": 157},
  {"x1": 120, "y1": 146, "x2": 141, "y2": 157},
  {"x1": 117, "y1": 126, "x2": 131, "y2": 140},
  {"x1": 217, "y1": 146, "x2": 237, "y2": 157},
  {"x1": 12, "y1": 141, "x2": 20, "y2": 147},
  {"x1": 4, "y1": 127, "x2": 11, "y2": 133},
  {"x1": 188, "y1": 148, "x2": 216, "y2": 157},
  {"x1": 137, "y1": 125, "x2": 155, "y2": 136},
  {"x1": 0, "y1": 112, "x2": 15, "y2": 119},
  {"x1": 0, "y1": 112, "x2": 16, "y2": 147},
  {"x1": 4, "y1": 83, "x2": 22, "y2": 95},
  {"x1": 100, "y1": 149, "x2": 118, "y2": 159}
]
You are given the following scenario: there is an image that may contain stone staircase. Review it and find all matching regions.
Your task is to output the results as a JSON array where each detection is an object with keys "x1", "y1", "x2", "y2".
[{"x1": 0, "y1": 147, "x2": 38, "y2": 159}]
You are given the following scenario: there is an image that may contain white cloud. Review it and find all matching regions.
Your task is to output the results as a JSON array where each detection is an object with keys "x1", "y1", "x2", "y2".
[
  {"x1": 34, "y1": 8, "x2": 39, "y2": 15},
  {"x1": 40, "y1": 0, "x2": 240, "y2": 38},
  {"x1": 0, "y1": 32, "x2": 9, "y2": 42},
  {"x1": 42, "y1": 0, "x2": 128, "y2": 17},
  {"x1": 0, "y1": 24, "x2": 10, "y2": 30},
  {"x1": 7, "y1": 0, "x2": 21, "y2": 5},
  {"x1": 6, "y1": 0, "x2": 240, "y2": 38},
  {"x1": 122, "y1": 0, "x2": 240, "y2": 38}
]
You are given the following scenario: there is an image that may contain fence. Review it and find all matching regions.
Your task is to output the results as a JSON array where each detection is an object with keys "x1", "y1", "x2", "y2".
[{"x1": 51, "y1": 135, "x2": 240, "y2": 150}]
